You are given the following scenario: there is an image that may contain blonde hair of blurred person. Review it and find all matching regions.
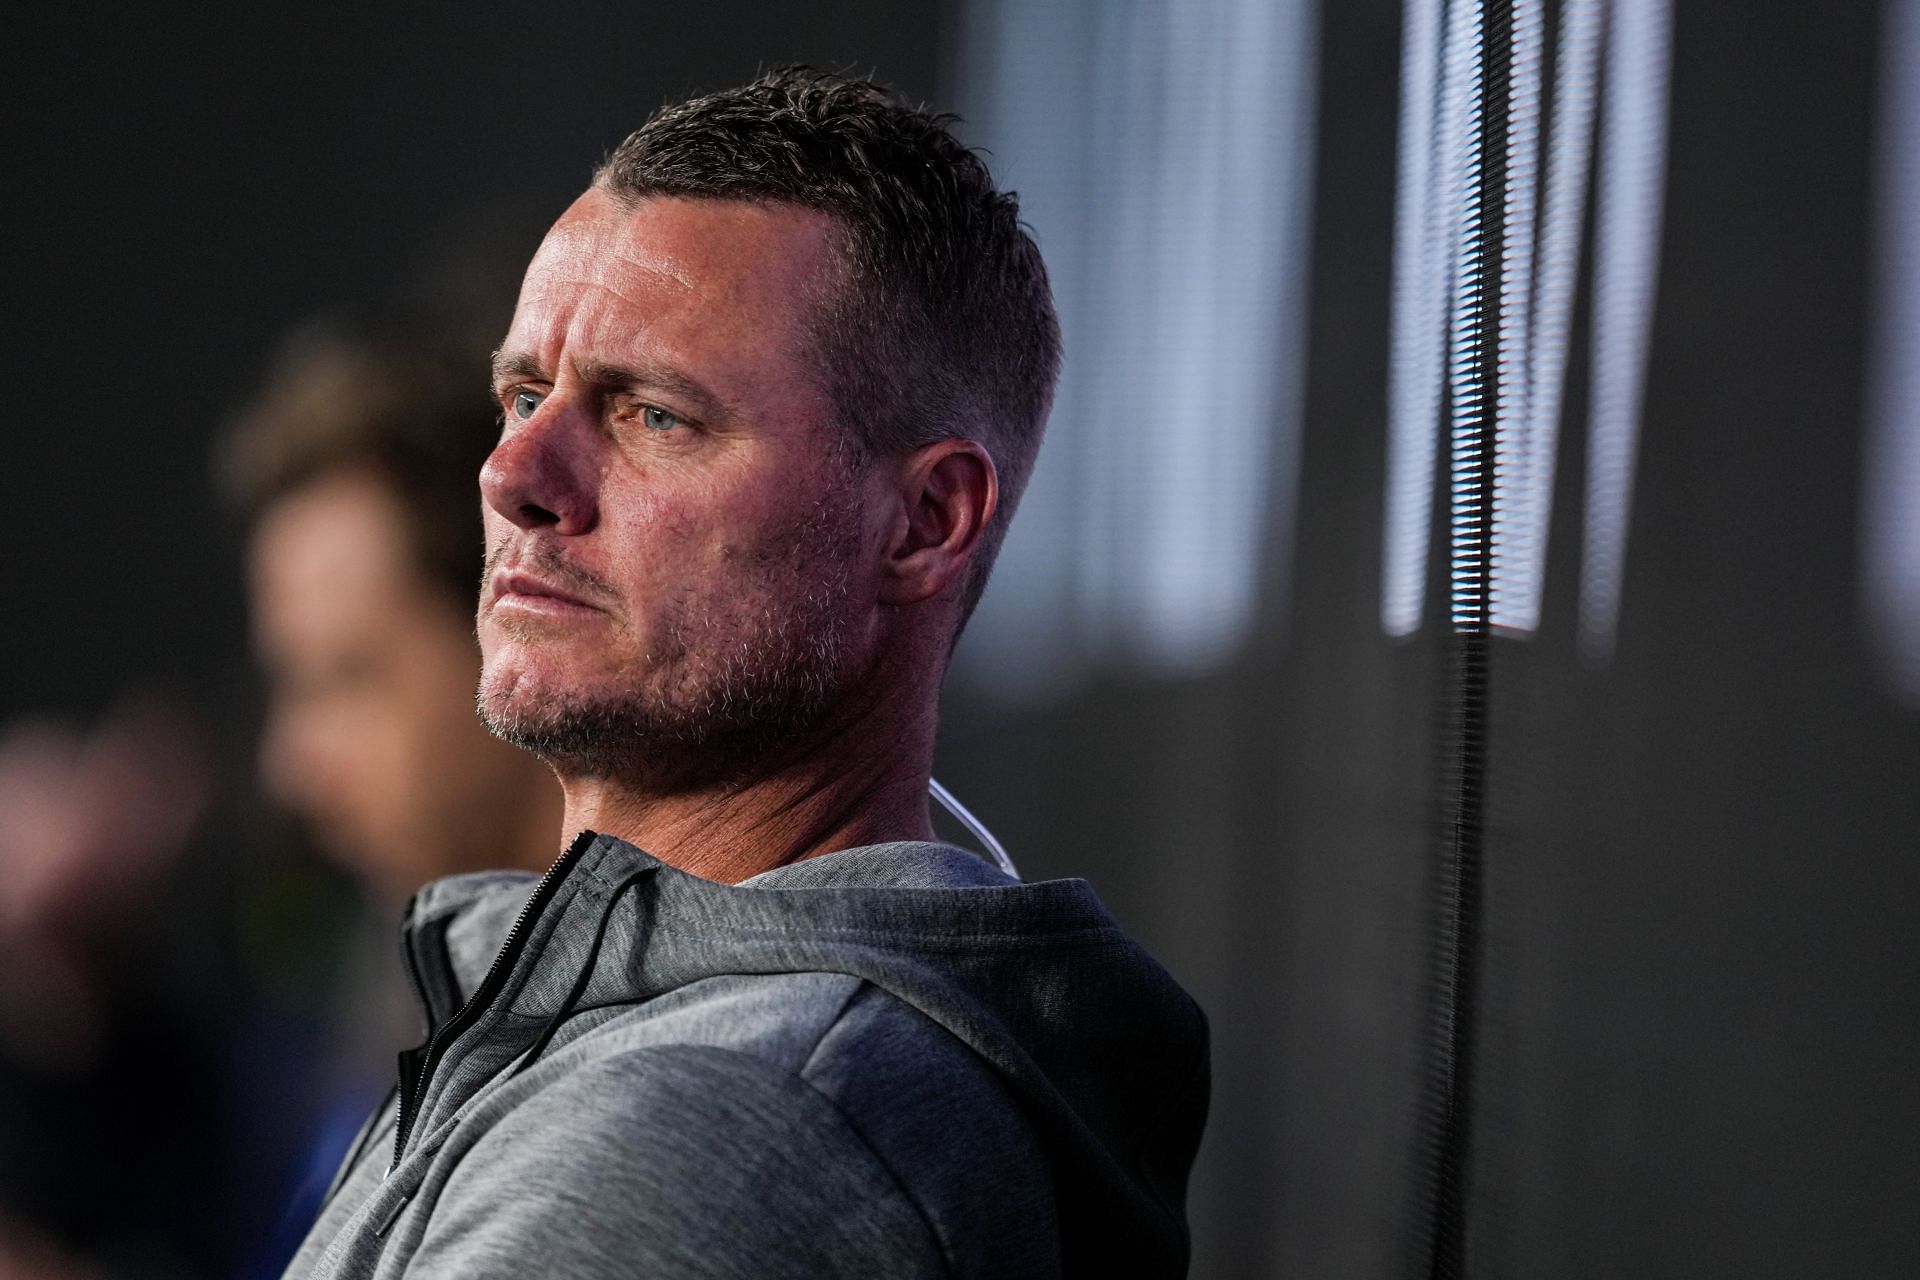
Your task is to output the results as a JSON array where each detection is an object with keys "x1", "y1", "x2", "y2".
[{"x1": 222, "y1": 319, "x2": 561, "y2": 903}]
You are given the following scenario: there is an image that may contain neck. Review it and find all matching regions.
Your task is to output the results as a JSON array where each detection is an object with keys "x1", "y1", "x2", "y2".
[{"x1": 555, "y1": 678, "x2": 942, "y2": 884}]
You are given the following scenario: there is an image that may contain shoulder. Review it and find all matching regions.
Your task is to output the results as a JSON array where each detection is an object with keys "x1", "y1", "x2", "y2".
[
  {"x1": 416, "y1": 982, "x2": 1058, "y2": 1278},
  {"x1": 572, "y1": 976, "x2": 1047, "y2": 1187},
  {"x1": 417, "y1": 1043, "x2": 947, "y2": 1279},
  {"x1": 794, "y1": 984, "x2": 1063, "y2": 1275},
  {"x1": 552, "y1": 977, "x2": 1050, "y2": 1194}
]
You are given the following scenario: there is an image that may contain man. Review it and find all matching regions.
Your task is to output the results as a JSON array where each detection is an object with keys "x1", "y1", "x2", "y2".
[{"x1": 286, "y1": 70, "x2": 1208, "y2": 1279}]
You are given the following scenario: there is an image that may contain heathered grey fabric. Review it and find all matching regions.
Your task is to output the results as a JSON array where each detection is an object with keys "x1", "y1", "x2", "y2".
[{"x1": 282, "y1": 835, "x2": 1209, "y2": 1278}]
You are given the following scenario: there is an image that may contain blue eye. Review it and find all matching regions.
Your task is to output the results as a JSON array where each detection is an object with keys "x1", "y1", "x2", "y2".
[
  {"x1": 642, "y1": 405, "x2": 681, "y2": 432},
  {"x1": 510, "y1": 389, "x2": 545, "y2": 420}
]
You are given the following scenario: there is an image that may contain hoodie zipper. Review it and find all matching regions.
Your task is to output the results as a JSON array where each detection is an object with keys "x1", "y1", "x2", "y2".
[{"x1": 389, "y1": 829, "x2": 600, "y2": 1175}]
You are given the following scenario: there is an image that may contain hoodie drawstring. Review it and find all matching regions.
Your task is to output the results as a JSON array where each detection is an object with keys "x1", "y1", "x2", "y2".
[{"x1": 511, "y1": 866, "x2": 657, "y2": 1078}]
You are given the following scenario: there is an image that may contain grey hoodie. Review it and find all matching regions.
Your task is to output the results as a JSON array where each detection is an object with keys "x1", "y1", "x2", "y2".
[{"x1": 282, "y1": 832, "x2": 1209, "y2": 1278}]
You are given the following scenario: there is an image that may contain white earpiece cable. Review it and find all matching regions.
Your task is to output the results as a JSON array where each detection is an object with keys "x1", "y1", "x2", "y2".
[{"x1": 929, "y1": 777, "x2": 1019, "y2": 880}]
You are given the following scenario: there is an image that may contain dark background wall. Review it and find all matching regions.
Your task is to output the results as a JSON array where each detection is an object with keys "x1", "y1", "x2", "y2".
[{"x1": 11, "y1": 2, "x2": 1919, "y2": 1277}]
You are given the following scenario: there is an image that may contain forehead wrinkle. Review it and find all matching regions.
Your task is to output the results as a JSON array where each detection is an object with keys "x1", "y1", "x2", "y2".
[
  {"x1": 521, "y1": 273, "x2": 691, "y2": 329},
  {"x1": 501, "y1": 276, "x2": 675, "y2": 383},
  {"x1": 609, "y1": 244, "x2": 696, "y2": 293}
]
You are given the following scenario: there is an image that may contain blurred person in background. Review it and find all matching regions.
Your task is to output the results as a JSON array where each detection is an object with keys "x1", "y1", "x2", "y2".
[
  {"x1": 224, "y1": 312, "x2": 564, "y2": 907},
  {"x1": 217, "y1": 286, "x2": 563, "y2": 1265}
]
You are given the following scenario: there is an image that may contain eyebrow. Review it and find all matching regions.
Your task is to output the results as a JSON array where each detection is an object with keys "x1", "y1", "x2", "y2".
[{"x1": 490, "y1": 350, "x2": 738, "y2": 426}]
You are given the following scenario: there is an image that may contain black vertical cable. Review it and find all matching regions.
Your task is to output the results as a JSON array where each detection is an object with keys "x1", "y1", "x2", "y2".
[{"x1": 1412, "y1": 1, "x2": 1511, "y2": 1278}]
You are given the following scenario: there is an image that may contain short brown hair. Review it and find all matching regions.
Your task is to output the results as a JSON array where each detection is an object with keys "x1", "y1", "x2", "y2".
[{"x1": 595, "y1": 67, "x2": 1062, "y2": 625}]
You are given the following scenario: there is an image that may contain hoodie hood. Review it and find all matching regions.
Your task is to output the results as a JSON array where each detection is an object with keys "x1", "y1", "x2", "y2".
[{"x1": 400, "y1": 832, "x2": 1210, "y2": 1275}]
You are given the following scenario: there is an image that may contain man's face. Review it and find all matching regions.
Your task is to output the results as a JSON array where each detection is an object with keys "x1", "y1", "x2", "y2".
[{"x1": 477, "y1": 190, "x2": 883, "y2": 787}]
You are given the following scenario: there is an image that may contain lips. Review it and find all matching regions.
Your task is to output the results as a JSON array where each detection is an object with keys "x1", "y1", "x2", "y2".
[{"x1": 489, "y1": 569, "x2": 602, "y2": 614}]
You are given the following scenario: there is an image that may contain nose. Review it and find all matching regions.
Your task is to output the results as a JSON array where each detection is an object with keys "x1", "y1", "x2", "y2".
[{"x1": 480, "y1": 394, "x2": 598, "y2": 535}]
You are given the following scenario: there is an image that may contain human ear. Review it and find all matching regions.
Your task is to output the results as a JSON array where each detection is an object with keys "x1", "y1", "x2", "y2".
[{"x1": 876, "y1": 438, "x2": 998, "y2": 607}]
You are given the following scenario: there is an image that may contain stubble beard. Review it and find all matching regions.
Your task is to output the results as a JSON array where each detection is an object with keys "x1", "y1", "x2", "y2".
[{"x1": 476, "y1": 490, "x2": 873, "y2": 795}]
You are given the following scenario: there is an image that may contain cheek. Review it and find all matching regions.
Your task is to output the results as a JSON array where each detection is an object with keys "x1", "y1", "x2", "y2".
[
  {"x1": 597, "y1": 479, "x2": 730, "y2": 595},
  {"x1": 607, "y1": 464, "x2": 702, "y2": 534},
  {"x1": 634, "y1": 465, "x2": 817, "y2": 563}
]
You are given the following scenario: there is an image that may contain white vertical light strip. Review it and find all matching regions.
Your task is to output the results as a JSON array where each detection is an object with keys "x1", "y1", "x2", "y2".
[
  {"x1": 1445, "y1": 0, "x2": 1488, "y2": 629},
  {"x1": 1213, "y1": 0, "x2": 1316, "y2": 668},
  {"x1": 1127, "y1": 1, "x2": 1268, "y2": 667},
  {"x1": 1504, "y1": 0, "x2": 1603, "y2": 635},
  {"x1": 1386, "y1": 0, "x2": 1664, "y2": 645},
  {"x1": 1490, "y1": 0, "x2": 1544, "y2": 630},
  {"x1": 1577, "y1": 0, "x2": 1673, "y2": 663},
  {"x1": 951, "y1": 0, "x2": 1319, "y2": 698},
  {"x1": 1070, "y1": 0, "x2": 1160, "y2": 659},
  {"x1": 945, "y1": 0, "x2": 1098, "y2": 701},
  {"x1": 1384, "y1": 0, "x2": 1448, "y2": 638},
  {"x1": 1868, "y1": 0, "x2": 1920, "y2": 704},
  {"x1": 1153, "y1": 0, "x2": 1316, "y2": 668}
]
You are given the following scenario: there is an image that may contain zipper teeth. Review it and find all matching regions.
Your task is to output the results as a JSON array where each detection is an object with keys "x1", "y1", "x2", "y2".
[{"x1": 390, "y1": 829, "x2": 600, "y2": 1172}]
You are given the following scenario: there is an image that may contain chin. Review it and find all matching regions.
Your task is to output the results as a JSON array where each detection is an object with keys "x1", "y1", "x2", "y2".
[
  {"x1": 478, "y1": 651, "x2": 633, "y2": 740},
  {"x1": 478, "y1": 652, "x2": 560, "y2": 725},
  {"x1": 483, "y1": 629, "x2": 590, "y2": 688}
]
